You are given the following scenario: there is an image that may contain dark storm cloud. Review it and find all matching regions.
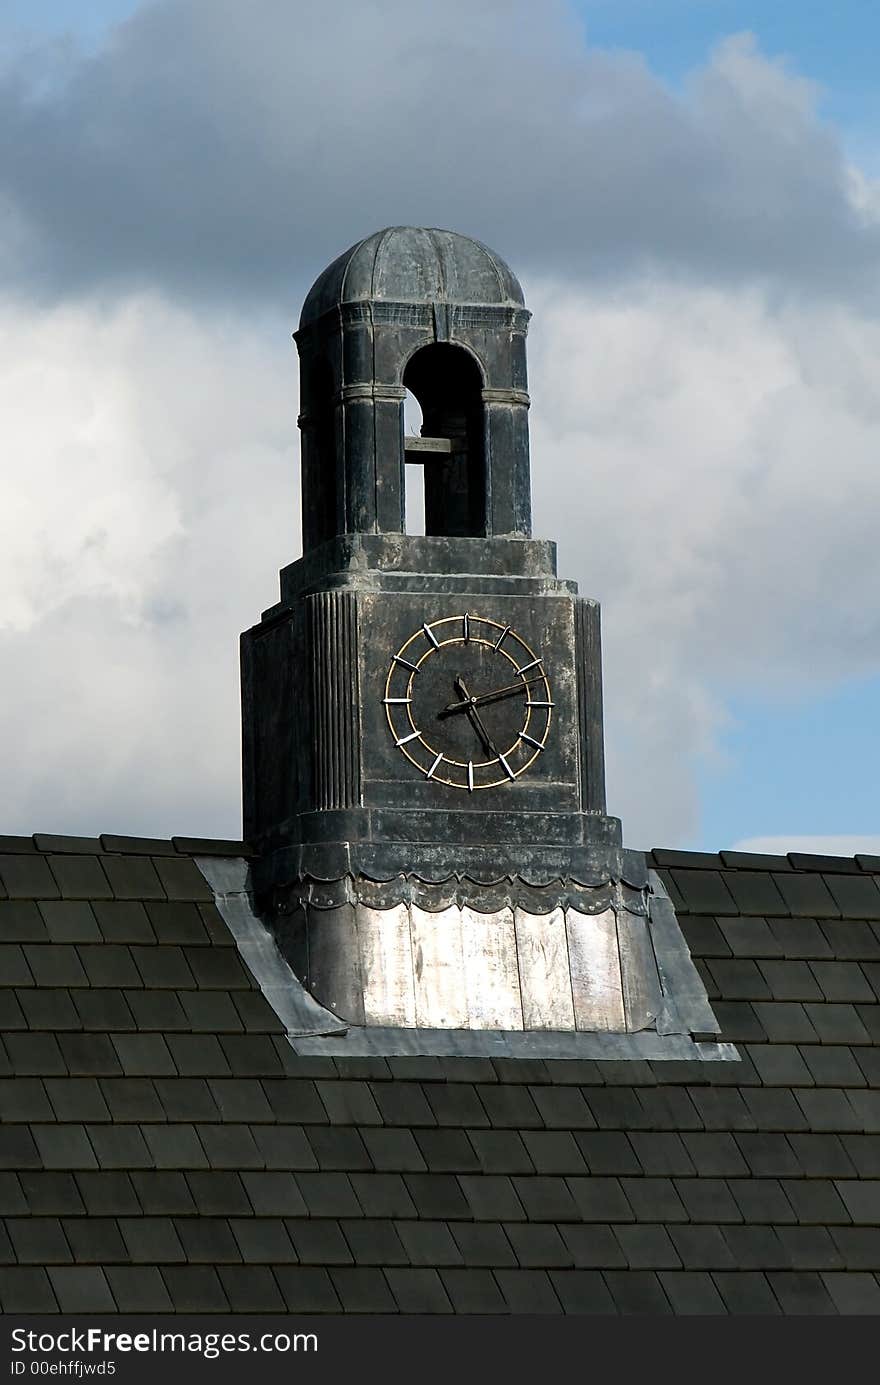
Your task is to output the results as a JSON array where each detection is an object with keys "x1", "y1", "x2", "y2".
[{"x1": 1, "y1": 0, "x2": 878, "y2": 305}]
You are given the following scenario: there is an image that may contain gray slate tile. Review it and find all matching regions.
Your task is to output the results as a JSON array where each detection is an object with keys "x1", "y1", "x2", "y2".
[
  {"x1": 282, "y1": 1218, "x2": 351, "y2": 1265},
  {"x1": 303, "y1": 1126, "x2": 364, "y2": 1170},
  {"x1": 440, "y1": 1267, "x2": 507, "y2": 1313},
  {"x1": 602, "y1": 1269, "x2": 671, "y2": 1314},
  {"x1": 550, "y1": 1269, "x2": 617, "y2": 1314},
  {"x1": 176, "y1": 1218, "x2": 242, "y2": 1263},
  {"x1": 0, "y1": 856, "x2": 59, "y2": 900},
  {"x1": 767, "y1": 1270, "x2": 836, "y2": 1314},
  {"x1": 7, "y1": 1217, "x2": 72, "y2": 1264},
  {"x1": 101, "y1": 856, "x2": 165, "y2": 901},
  {"x1": 712, "y1": 1270, "x2": 781, "y2": 1314},
  {"x1": 0, "y1": 1267, "x2": 58, "y2": 1313},
  {"x1": 330, "y1": 1266, "x2": 397, "y2": 1312},
  {"x1": 39, "y1": 900, "x2": 102, "y2": 940},
  {"x1": 458, "y1": 1174, "x2": 525, "y2": 1222},
  {"x1": 338, "y1": 1219, "x2": 407, "y2": 1266},
  {"x1": 822, "y1": 1271, "x2": 880, "y2": 1314},
  {"x1": 273, "y1": 1266, "x2": 340, "y2": 1312},
  {"x1": 385, "y1": 1267, "x2": 452, "y2": 1312},
  {"x1": 349, "y1": 1173, "x2": 416, "y2": 1219},
  {"x1": 659, "y1": 1269, "x2": 727, "y2": 1314},
  {"x1": 18, "y1": 1171, "x2": 83, "y2": 1215},
  {"x1": 161, "y1": 1266, "x2": 229, "y2": 1312},
  {"x1": 48, "y1": 1266, "x2": 115, "y2": 1312},
  {"x1": 404, "y1": 1172, "x2": 470, "y2": 1219},
  {"x1": 106, "y1": 1266, "x2": 173, "y2": 1312},
  {"x1": 413, "y1": 1128, "x2": 480, "y2": 1172},
  {"x1": 613, "y1": 1224, "x2": 680, "y2": 1269},
  {"x1": 75, "y1": 1171, "x2": 139, "y2": 1215},
  {"x1": 396, "y1": 1220, "x2": 461, "y2": 1266}
]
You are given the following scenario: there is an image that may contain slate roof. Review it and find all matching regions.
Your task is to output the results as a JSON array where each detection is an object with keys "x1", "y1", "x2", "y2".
[{"x1": 3, "y1": 835, "x2": 880, "y2": 1315}]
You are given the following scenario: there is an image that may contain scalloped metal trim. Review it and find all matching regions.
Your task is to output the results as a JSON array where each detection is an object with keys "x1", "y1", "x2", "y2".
[{"x1": 275, "y1": 872, "x2": 649, "y2": 917}]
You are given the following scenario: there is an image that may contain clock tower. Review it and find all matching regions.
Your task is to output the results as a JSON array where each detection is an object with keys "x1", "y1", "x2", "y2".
[{"x1": 241, "y1": 227, "x2": 717, "y2": 1051}]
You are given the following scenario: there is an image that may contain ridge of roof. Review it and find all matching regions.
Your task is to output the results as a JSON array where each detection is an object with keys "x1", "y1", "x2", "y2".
[
  {"x1": 0, "y1": 835, "x2": 255, "y2": 858},
  {"x1": 1, "y1": 837, "x2": 877, "y2": 875},
  {"x1": 648, "y1": 848, "x2": 880, "y2": 875}
]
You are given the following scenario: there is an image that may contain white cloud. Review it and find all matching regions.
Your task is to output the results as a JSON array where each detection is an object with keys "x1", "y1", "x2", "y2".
[
  {"x1": 3, "y1": 271, "x2": 880, "y2": 846},
  {"x1": 527, "y1": 276, "x2": 880, "y2": 842},
  {"x1": 1, "y1": 8, "x2": 879, "y2": 848},
  {"x1": 733, "y1": 835, "x2": 880, "y2": 858},
  {"x1": 0, "y1": 295, "x2": 182, "y2": 631},
  {"x1": 0, "y1": 294, "x2": 298, "y2": 838}
]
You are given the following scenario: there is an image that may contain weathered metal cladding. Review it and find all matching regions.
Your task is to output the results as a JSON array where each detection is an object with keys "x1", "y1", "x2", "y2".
[
  {"x1": 280, "y1": 533, "x2": 561, "y2": 594},
  {"x1": 343, "y1": 397, "x2": 375, "y2": 535},
  {"x1": 646, "y1": 873, "x2": 721, "y2": 1040},
  {"x1": 575, "y1": 598, "x2": 607, "y2": 814},
  {"x1": 410, "y1": 905, "x2": 469, "y2": 1029},
  {"x1": 295, "y1": 893, "x2": 665, "y2": 1034},
  {"x1": 301, "y1": 903, "x2": 365, "y2": 1024},
  {"x1": 357, "y1": 903, "x2": 416, "y2": 1027},
  {"x1": 514, "y1": 908, "x2": 576, "y2": 1030},
  {"x1": 484, "y1": 399, "x2": 531, "y2": 536},
  {"x1": 461, "y1": 907, "x2": 522, "y2": 1030},
  {"x1": 374, "y1": 395, "x2": 406, "y2": 534},
  {"x1": 298, "y1": 228, "x2": 526, "y2": 327},
  {"x1": 240, "y1": 610, "x2": 306, "y2": 848},
  {"x1": 566, "y1": 907, "x2": 627, "y2": 1032},
  {"x1": 305, "y1": 590, "x2": 361, "y2": 812},
  {"x1": 618, "y1": 908, "x2": 663, "y2": 1032}
]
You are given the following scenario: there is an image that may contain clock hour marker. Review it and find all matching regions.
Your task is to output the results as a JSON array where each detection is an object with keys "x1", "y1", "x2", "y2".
[
  {"x1": 520, "y1": 731, "x2": 544, "y2": 750},
  {"x1": 467, "y1": 760, "x2": 474, "y2": 792},
  {"x1": 425, "y1": 751, "x2": 444, "y2": 780},
  {"x1": 493, "y1": 625, "x2": 510, "y2": 651},
  {"x1": 516, "y1": 657, "x2": 543, "y2": 676},
  {"x1": 395, "y1": 729, "x2": 422, "y2": 746},
  {"x1": 526, "y1": 700, "x2": 554, "y2": 708},
  {"x1": 393, "y1": 654, "x2": 420, "y2": 672},
  {"x1": 423, "y1": 622, "x2": 440, "y2": 648},
  {"x1": 463, "y1": 612, "x2": 470, "y2": 642},
  {"x1": 383, "y1": 697, "x2": 412, "y2": 704},
  {"x1": 498, "y1": 752, "x2": 516, "y2": 781}
]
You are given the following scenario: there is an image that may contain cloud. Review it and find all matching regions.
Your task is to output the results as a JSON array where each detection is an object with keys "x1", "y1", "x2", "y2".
[
  {"x1": 0, "y1": 295, "x2": 182, "y2": 632},
  {"x1": 0, "y1": 293, "x2": 297, "y2": 837},
  {"x1": 3, "y1": 270, "x2": 880, "y2": 845},
  {"x1": 527, "y1": 275, "x2": 880, "y2": 841},
  {"x1": 0, "y1": 4, "x2": 878, "y2": 305},
  {"x1": 1, "y1": 4, "x2": 879, "y2": 847},
  {"x1": 733, "y1": 835, "x2": 880, "y2": 858}
]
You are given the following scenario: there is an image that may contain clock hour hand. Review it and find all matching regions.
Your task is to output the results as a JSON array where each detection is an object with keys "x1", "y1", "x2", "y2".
[
  {"x1": 454, "y1": 676, "x2": 498, "y2": 759},
  {"x1": 438, "y1": 675, "x2": 544, "y2": 717}
]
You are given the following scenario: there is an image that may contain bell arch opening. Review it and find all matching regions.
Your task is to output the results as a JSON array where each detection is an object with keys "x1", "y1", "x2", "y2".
[
  {"x1": 403, "y1": 343, "x2": 486, "y2": 538},
  {"x1": 403, "y1": 389, "x2": 426, "y2": 536}
]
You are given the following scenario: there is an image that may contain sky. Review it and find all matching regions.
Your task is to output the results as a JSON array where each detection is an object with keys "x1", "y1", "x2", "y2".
[{"x1": 0, "y1": 0, "x2": 878, "y2": 856}]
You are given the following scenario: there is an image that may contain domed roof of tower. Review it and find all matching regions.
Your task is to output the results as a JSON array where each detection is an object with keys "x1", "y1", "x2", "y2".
[{"x1": 300, "y1": 226, "x2": 525, "y2": 328}]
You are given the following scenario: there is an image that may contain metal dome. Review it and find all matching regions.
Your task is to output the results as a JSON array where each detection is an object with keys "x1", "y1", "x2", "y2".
[{"x1": 300, "y1": 226, "x2": 525, "y2": 328}]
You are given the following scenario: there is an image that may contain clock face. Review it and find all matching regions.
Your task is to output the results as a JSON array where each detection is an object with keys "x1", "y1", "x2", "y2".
[{"x1": 383, "y1": 613, "x2": 553, "y2": 791}]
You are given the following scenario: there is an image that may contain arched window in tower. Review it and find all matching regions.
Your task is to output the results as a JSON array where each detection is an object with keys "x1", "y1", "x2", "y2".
[
  {"x1": 301, "y1": 358, "x2": 337, "y2": 550},
  {"x1": 403, "y1": 343, "x2": 486, "y2": 538},
  {"x1": 403, "y1": 389, "x2": 426, "y2": 536}
]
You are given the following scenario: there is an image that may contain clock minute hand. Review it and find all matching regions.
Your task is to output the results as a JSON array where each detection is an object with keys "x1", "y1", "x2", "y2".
[{"x1": 439, "y1": 675, "x2": 544, "y2": 717}]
